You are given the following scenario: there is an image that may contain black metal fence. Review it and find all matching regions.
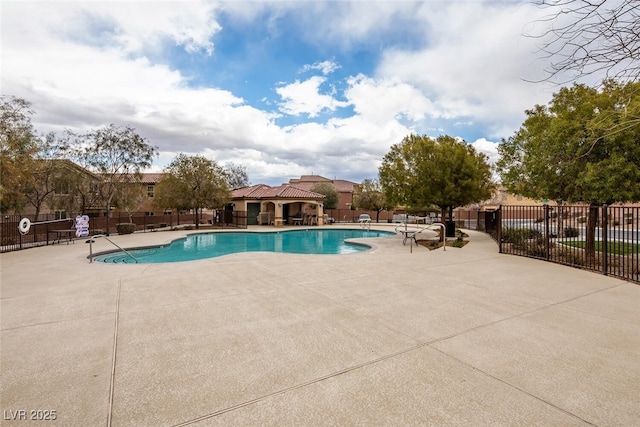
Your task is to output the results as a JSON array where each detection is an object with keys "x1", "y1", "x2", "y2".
[
  {"x1": 457, "y1": 205, "x2": 639, "y2": 284},
  {"x1": 1, "y1": 210, "x2": 248, "y2": 253},
  {"x1": 324, "y1": 208, "x2": 395, "y2": 223}
]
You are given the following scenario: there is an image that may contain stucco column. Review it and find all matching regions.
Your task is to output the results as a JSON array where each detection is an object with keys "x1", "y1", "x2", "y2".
[
  {"x1": 275, "y1": 202, "x2": 284, "y2": 227},
  {"x1": 316, "y1": 204, "x2": 324, "y2": 225}
]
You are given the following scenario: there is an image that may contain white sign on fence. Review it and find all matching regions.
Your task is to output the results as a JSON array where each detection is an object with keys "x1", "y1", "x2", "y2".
[{"x1": 75, "y1": 215, "x2": 90, "y2": 237}]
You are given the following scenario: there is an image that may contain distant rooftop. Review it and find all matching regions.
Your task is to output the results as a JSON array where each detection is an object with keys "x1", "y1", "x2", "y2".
[
  {"x1": 288, "y1": 175, "x2": 357, "y2": 193},
  {"x1": 232, "y1": 183, "x2": 325, "y2": 200}
]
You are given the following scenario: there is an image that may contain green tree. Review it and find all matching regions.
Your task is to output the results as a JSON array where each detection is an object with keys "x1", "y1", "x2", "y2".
[
  {"x1": 379, "y1": 134, "x2": 494, "y2": 222},
  {"x1": 353, "y1": 178, "x2": 387, "y2": 222},
  {"x1": 311, "y1": 182, "x2": 339, "y2": 210},
  {"x1": 0, "y1": 96, "x2": 40, "y2": 213},
  {"x1": 496, "y1": 80, "x2": 640, "y2": 256},
  {"x1": 68, "y1": 124, "x2": 157, "y2": 234},
  {"x1": 154, "y1": 154, "x2": 230, "y2": 228}
]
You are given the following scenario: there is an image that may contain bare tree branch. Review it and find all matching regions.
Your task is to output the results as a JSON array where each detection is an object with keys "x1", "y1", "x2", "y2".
[{"x1": 527, "y1": 0, "x2": 640, "y2": 84}]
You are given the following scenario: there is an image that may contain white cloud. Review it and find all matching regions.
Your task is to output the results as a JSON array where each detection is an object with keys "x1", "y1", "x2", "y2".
[
  {"x1": 469, "y1": 138, "x2": 500, "y2": 166},
  {"x1": 276, "y1": 76, "x2": 349, "y2": 118},
  {"x1": 300, "y1": 60, "x2": 341, "y2": 75},
  {"x1": 2, "y1": 1, "x2": 608, "y2": 187},
  {"x1": 293, "y1": 1, "x2": 424, "y2": 51},
  {"x1": 376, "y1": 2, "x2": 557, "y2": 138},
  {"x1": 345, "y1": 74, "x2": 439, "y2": 123}
]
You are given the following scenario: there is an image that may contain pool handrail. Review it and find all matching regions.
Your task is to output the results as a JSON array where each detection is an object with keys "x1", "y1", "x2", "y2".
[
  {"x1": 358, "y1": 214, "x2": 371, "y2": 230},
  {"x1": 395, "y1": 222, "x2": 447, "y2": 251},
  {"x1": 87, "y1": 234, "x2": 139, "y2": 263}
]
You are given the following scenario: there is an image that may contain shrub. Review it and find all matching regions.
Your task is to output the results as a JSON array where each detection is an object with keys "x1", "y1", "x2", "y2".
[
  {"x1": 502, "y1": 227, "x2": 542, "y2": 244},
  {"x1": 2, "y1": 237, "x2": 16, "y2": 245},
  {"x1": 563, "y1": 226, "x2": 579, "y2": 238},
  {"x1": 558, "y1": 249, "x2": 584, "y2": 266},
  {"x1": 116, "y1": 223, "x2": 136, "y2": 235},
  {"x1": 501, "y1": 227, "x2": 519, "y2": 243},
  {"x1": 527, "y1": 244, "x2": 547, "y2": 258},
  {"x1": 452, "y1": 239, "x2": 466, "y2": 248}
]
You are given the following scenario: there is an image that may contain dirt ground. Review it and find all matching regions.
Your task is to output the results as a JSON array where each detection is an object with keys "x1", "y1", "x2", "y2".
[{"x1": 416, "y1": 231, "x2": 469, "y2": 250}]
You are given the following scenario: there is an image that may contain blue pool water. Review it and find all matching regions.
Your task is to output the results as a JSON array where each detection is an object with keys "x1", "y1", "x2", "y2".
[{"x1": 94, "y1": 228, "x2": 394, "y2": 263}]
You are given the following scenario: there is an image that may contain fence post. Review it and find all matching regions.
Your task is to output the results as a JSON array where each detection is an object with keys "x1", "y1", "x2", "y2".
[
  {"x1": 544, "y1": 204, "x2": 550, "y2": 260},
  {"x1": 602, "y1": 204, "x2": 608, "y2": 276},
  {"x1": 497, "y1": 205, "x2": 503, "y2": 253}
]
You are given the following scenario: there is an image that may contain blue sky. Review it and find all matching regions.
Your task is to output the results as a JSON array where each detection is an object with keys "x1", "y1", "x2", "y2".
[{"x1": 2, "y1": 0, "x2": 585, "y2": 186}]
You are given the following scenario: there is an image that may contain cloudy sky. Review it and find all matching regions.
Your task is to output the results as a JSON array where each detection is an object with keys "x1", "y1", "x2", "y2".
[{"x1": 2, "y1": 0, "x2": 580, "y2": 186}]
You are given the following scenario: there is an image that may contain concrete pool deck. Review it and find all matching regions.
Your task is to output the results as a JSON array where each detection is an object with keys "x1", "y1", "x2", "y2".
[{"x1": 1, "y1": 226, "x2": 639, "y2": 426}]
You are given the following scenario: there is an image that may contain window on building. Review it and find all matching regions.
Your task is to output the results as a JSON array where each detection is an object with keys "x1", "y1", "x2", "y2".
[
  {"x1": 54, "y1": 210, "x2": 67, "y2": 220},
  {"x1": 145, "y1": 212, "x2": 154, "y2": 216},
  {"x1": 54, "y1": 181, "x2": 70, "y2": 195},
  {"x1": 147, "y1": 185, "x2": 154, "y2": 198}
]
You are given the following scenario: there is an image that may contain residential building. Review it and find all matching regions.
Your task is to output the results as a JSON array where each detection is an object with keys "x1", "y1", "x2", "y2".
[
  {"x1": 231, "y1": 183, "x2": 326, "y2": 226},
  {"x1": 288, "y1": 175, "x2": 358, "y2": 209}
]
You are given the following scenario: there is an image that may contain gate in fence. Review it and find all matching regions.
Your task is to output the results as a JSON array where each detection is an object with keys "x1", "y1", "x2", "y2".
[{"x1": 457, "y1": 205, "x2": 639, "y2": 284}]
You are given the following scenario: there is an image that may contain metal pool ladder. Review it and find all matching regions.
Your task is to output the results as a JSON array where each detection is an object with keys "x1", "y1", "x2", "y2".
[{"x1": 87, "y1": 234, "x2": 139, "y2": 263}]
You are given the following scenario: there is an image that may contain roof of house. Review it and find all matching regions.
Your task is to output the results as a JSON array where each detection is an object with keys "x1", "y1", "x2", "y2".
[
  {"x1": 331, "y1": 179, "x2": 358, "y2": 192},
  {"x1": 288, "y1": 175, "x2": 357, "y2": 193},
  {"x1": 49, "y1": 159, "x2": 100, "y2": 180},
  {"x1": 232, "y1": 184, "x2": 325, "y2": 200},
  {"x1": 140, "y1": 173, "x2": 164, "y2": 184},
  {"x1": 290, "y1": 175, "x2": 332, "y2": 183}
]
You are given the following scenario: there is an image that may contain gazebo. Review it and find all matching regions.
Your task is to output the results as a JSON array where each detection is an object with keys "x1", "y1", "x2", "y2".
[{"x1": 231, "y1": 184, "x2": 326, "y2": 226}]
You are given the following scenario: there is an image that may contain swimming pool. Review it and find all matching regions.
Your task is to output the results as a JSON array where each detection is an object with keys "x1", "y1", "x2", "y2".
[{"x1": 94, "y1": 228, "x2": 395, "y2": 263}]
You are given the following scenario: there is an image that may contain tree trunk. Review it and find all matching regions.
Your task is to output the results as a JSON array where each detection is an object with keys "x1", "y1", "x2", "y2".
[{"x1": 105, "y1": 197, "x2": 112, "y2": 236}]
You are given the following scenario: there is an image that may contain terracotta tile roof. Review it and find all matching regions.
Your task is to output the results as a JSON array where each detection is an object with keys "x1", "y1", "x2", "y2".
[
  {"x1": 232, "y1": 184, "x2": 325, "y2": 200},
  {"x1": 287, "y1": 182, "x2": 314, "y2": 191},
  {"x1": 98, "y1": 172, "x2": 164, "y2": 183},
  {"x1": 231, "y1": 184, "x2": 271, "y2": 198},
  {"x1": 291, "y1": 175, "x2": 332, "y2": 183},
  {"x1": 140, "y1": 173, "x2": 164, "y2": 184},
  {"x1": 332, "y1": 179, "x2": 357, "y2": 192},
  {"x1": 288, "y1": 176, "x2": 357, "y2": 193}
]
